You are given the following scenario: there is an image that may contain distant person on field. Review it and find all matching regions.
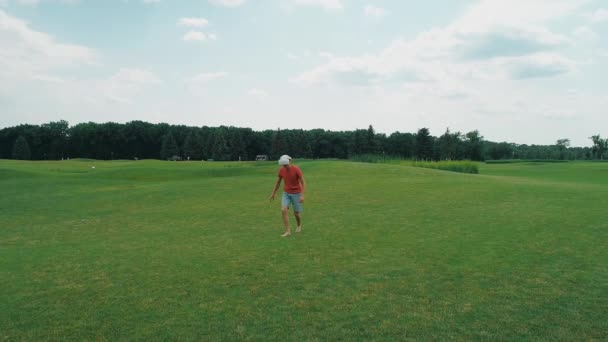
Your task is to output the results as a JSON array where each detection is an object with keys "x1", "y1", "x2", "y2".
[{"x1": 270, "y1": 155, "x2": 306, "y2": 237}]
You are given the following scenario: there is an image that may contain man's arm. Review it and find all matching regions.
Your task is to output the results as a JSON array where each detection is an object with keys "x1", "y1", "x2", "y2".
[
  {"x1": 298, "y1": 175, "x2": 306, "y2": 203},
  {"x1": 270, "y1": 177, "x2": 282, "y2": 200}
]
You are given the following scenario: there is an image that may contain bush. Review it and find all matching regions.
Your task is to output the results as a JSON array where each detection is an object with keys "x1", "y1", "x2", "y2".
[
  {"x1": 411, "y1": 160, "x2": 479, "y2": 174},
  {"x1": 350, "y1": 154, "x2": 478, "y2": 174},
  {"x1": 350, "y1": 154, "x2": 388, "y2": 163},
  {"x1": 485, "y1": 159, "x2": 569, "y2": 164}
]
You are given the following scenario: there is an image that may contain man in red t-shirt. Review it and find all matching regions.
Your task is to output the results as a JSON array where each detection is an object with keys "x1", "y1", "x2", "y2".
[{"x1": 270, "y1": 155, "x2": 306, "y2": 237}]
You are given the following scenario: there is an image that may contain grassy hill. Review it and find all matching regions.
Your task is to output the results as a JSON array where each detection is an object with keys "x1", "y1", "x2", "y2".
[{"x1": 1, "y1": 159, "x2": 606, "y2": 340}]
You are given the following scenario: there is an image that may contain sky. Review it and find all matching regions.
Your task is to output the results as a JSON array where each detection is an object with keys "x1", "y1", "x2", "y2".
[{"x1": 0, "y1": 0, "x2": 607, "y2": 146}]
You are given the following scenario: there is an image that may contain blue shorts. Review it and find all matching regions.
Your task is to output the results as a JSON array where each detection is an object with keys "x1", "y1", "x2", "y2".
[{"x1": 282, "y1": 192, "x2": 304, "y2": 213}]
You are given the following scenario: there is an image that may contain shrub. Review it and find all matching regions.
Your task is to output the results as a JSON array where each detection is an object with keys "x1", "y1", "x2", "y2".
[
  {"x1": 350, "y1": 154, "x2": 479, "y2": 174},
  {"x1": 485, "y1": 159, "x2": 569, "y2": 164},
  {"x1": 412, "y1": 160, "x2": 479, "y2": 174}
]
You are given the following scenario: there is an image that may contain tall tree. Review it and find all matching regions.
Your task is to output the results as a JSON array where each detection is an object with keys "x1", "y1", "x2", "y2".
[
  {"x1": 12, "y1": 135, "x2": 31, "y2": 160},
  {"x1": 415, "y1": 128, "x2": 433, "y2": 160},
  {"x1": 182, "y1": 129, "x2": 202, "y2": 160},
  {"x1": 556, "y1": 138, "x2": 570, "y2": 160},
  {"x1": 160, "y1": 132, "x2": 179, "y2": 160},
  {"x1": 465, "y1": 130, "x2": 484, "y2": 161},
  {"x1": 350, "y1": 129, "x2": 367, "y2": 156},
  {"x1": 249, "y1": 130, "x2": 272, "y2": 160},
  {"x1": 289, "y1": 129, "x2": 312, "y2": 158},
  {"x1": 386, "y1": 132, "x2": 415, "y2": 158},
  {"x1": 366, "y1": 125, "x2": 378, "y2": 154},
  {"x1": 487, "y1": 142, "x2": 515, "y2": 160},
  {"x1": 438, "y1": 128, "x2": 462, "y2": 160},
  {"x1": 2, "y1": 120, "x2": 594, "y2": 162},
  {"x1": 211, "y1": 128, "x2": 231, "y2": 161},
  {"x1": 43, "y1": 120, "x2": 69, "y2": 159},
  {"x1": 271, "y1": 128, "x2": 287, "y2": 159},
  {"x1": 227, "y1": 127, "x2": 247, "y2": 161},
  {"x1": 590, "y1": 135, "x2": 607, "y2": 160}
]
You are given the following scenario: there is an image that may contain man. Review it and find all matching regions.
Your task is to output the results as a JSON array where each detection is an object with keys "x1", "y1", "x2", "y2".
[{"x1": 270, "y1": 155, "x2": 305, "y2": 237}]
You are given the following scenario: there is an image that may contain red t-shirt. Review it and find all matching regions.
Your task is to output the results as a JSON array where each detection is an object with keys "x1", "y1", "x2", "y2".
[{"x1": 278, "y1": 165, "x2": 303, "y2": 194}]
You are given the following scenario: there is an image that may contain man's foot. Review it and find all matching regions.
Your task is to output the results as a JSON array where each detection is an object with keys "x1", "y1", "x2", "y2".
[
  {"x1": 281, "y1": 231, "x2": 291, "y2": 237},
  {"x1": 296, "y1": 226, "x2": 302, "y2": 233}
]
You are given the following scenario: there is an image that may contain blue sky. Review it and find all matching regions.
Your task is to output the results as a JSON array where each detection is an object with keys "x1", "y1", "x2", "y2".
[{"x1": 0, "y1": 0, "x2": 607, "y2": 146}]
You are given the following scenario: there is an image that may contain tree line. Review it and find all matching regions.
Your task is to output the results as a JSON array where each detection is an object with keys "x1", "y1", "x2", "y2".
[{"x1": 1, "y1": 120, "x2": 606, "y2": 161}]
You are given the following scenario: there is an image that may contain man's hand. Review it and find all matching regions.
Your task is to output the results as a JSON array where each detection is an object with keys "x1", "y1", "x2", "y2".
[
  {"x1": 299, "y1": 195, "x2": 305, "y2": 203},
  {"x1": 270, "y1": 193, "x2": 275, "y2": 201}
]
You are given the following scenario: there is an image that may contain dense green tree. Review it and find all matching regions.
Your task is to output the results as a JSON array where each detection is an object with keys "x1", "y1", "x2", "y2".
[
  {"x1": 227, "y1": 127, "x2": 248, "y2": 161},
  {"x1": 366, "y1": 125, "x2": 379, "y2": 154},
  {"x1": 211, "y1": 128, "x2": 231, "y2": 161},
  {"x1": 290, "y1": 129, "x2": 313, "y2": 158},
  {"x1": 349, "y1": 129, "x2": 367, "y2": 156},
  {"x1": 182, "y1": 129, "x2": 202, "y2": 160},
  {"x1": 438, "y1": 128, "x2": 463, "y2": 160},
  {"x1": 41, "y1": 120, "x2": 69, "y2": 159},
  {"x1": 464, "y1": 130, "x2": 484, "y2": 161},
  {"x1": 556, "y1": 139, "x2": 571, "y2": 160},
  {"x1": 0, "y1": 120, "x2": 602, "y2": 162},
  {"x1": 590, "y1": 135, "x2": 607, "y2": 160},
  {"x1": 249, "y1": 130, "x2": 272, "y2": 159},
  {"x1": 385, "y1": 132, "x2": 415, "y2": 158},
  {"x1": 12, "y1": 136, "x2": 31, "y2": 160},
  {"x1": 160, "y1": 132, "x2": 179, "y2": 160},
  {"x1": 271, "y1": 128, "x2": 287, "y2": 159},
  {"x1": 415, "y1": 128, "x2": 433, "y2": 160},
  {"x1": 486, "y1": 142, "x2": 515, "y2": 160}
]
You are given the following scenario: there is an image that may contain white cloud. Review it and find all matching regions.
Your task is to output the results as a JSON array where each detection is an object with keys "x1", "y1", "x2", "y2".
[
  {"x1": 110, "y1": 68, "x2": 160, "y2": 84},
  {"x1": 574, "y1": 26, "x2": 597, "y2": 39},
  {"x1": 187, "y1": 72, "x2": 227, "y2": 83},
  {"x1": 286, "y1": 0, "x2": 601, "y2": 146},
  {"x1": 177, "y1": 17, "x2": 216, "y2": 43},
  {"x1": 293, "y1": 0, "x2": 580, "y2": 87},
  {"x1": 209, "y1": 0, "x2": 245, "y2": 7},
  {"x1": 0, "y1": 0, "x2": 79, "y2": 5},
  {"x1": 0, "y1": 0, "x2": 40, "y2": 5},
  {"x1": 457, "y1": 26, "x2": 569, "y2": 59},
  {"x1": 0, "y1": 10, "x2": 164, "y2": 111},
  {"x1": 589, "y1": 8, "x2": 608, "y2": 23},
  {"x1": 294, "y1": 0, "x2": 343, "y2": 11},
  {"x1": 455, "y1": 0, "x2": 587, "y2": 30},
  {"x1": 503, "y1": 53, "x2": 574, "y2": 79},
  {"x1": 31, "y1": 74, "x2": 65, "y2": 83},
  {"x1": 364, "y1": 5, "x2": 386, "y2": 18},
  {"x1": 100, "y1": 68, "x2": 161, "y2": 104},
  {"x1": 286, "y1": 50, "x2": 324, "y2": 61},
  {"x1": 177, "y1": 17, "x2": 209, "y2": 28},
  {"x1": 0, "y1": 9, "x2": 96, "y2": 81},
  {"x1": 182, "y1": 30, "x2": 216, "y2": 42},
  {"x1": 248, "y1": 88, "x2": 267, "y2": 97}
]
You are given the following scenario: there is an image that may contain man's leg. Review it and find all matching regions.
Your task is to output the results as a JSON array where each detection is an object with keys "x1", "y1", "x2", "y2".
[
  {"x1": 281, "y1": 207, "x2": 291, "y2": 236},
  {"x1": 280, "y1": 192, "x2": 291, "y2": 237},
  {"x1": 293, "y1": 193, "x2": 303, "y2": 232},
  {"x1": 294, "y1": 211, "x2": 302, "y2": 232}
]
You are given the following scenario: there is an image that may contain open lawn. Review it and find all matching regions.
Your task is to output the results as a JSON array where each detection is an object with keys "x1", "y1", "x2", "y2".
[{"x1": 1, "y1": 159, "x2": 607, "y2": 340}]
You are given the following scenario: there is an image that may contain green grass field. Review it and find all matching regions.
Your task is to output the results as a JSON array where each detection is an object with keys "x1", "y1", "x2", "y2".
[{"x1": 1, "y1": 159, "x2": 607, "y2": 340}]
